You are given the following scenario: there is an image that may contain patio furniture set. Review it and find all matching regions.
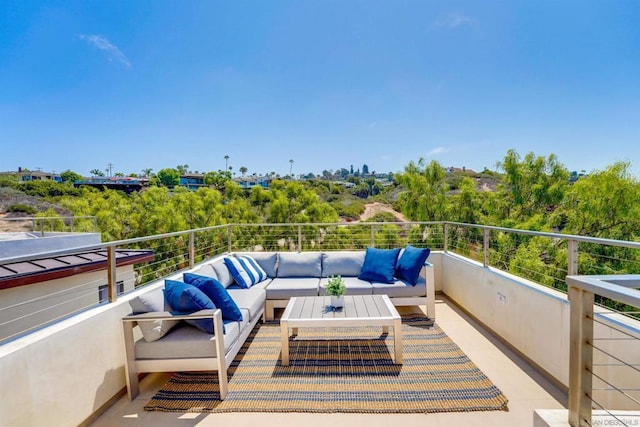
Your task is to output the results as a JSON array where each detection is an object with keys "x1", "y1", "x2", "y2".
[{"x1": 122, "y1": 247, "x2": 433, "y2": 400}]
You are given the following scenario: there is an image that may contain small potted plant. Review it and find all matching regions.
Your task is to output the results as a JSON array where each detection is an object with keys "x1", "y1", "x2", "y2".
[{"x1": 326, "y1": 275, "x2": 346, "y2": 308}]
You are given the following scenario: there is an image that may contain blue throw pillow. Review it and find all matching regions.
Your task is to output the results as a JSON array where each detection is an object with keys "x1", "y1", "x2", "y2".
[
  {"x1": 395, "y1": 245, "x2": 431, "y2": 286},
  {"x1": 163, "y1": 280, "x2": 216, "y2": 333},
  {"x1": 224, "y1": 255, "x2": 267, "y2": 288},
  {"x1": 358, "y1": 247, "x2": 401, "y2": 284},
  {"x1": 183, "y1": 273, "x2": 243, "y2": 322}
]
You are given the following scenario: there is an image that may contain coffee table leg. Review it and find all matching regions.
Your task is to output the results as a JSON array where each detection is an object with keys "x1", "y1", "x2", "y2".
[
  {"x1": 281, "y1": 320, "x2": 290, "y2": 366},
  {"x1": 393, "y1": 318, "x2": 403, "y2": 364}
]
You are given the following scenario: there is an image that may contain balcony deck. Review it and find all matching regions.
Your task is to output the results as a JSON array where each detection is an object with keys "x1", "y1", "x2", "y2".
[{"x1": 91, "y1": 295, "x2": 567, "y2": 427}]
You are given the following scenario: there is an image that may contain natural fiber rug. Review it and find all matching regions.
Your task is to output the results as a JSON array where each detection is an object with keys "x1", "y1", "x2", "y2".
[{"x1": 145, "y1": 317, "x2": 508, "y2": 413}]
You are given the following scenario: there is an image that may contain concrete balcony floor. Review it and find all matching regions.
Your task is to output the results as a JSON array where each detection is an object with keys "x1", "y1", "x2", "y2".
[{"x1": 91, "y1": 295, "x2": 567, "y2": 427}]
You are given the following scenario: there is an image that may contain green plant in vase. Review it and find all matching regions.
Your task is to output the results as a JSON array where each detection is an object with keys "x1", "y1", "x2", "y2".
[{"x1": 326, "y1": 275, "x2": 346, "y2": 308}]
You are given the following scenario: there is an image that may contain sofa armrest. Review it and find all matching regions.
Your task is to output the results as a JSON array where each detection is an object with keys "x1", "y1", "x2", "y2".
[
  {"x1": 122, "y1": 309, "x2": 221, "y2": 323},
  {"x1": 121, "y1": 308, "x2": 226, "y2": 401}
]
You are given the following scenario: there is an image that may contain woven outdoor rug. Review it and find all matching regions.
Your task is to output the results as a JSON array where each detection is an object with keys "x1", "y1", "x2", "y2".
[{"x1": 145, "y1": 317, "x2": 508, "y2": 413}]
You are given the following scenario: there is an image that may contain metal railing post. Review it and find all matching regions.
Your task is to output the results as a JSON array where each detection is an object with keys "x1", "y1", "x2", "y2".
[
  {"x1": 483, "y1": 228, "x2": 490, "y2": 267},
  {"x1": 107, "y1": 246, "x2": 117, "y2": 303},
  {"x1": 40, "y1": 218, "x2": 45, "y2": 237},
  {"x1": 93, "y1": 217, "x2": 98, "y2": 232},
  {"x1": 443, "y1": 223, "x2": 449, "y2": 252},
  {"x1": 568, "y1": 239, "x2": 578, "y2": 276},
  {"x1": 568, "y1": 285, "x2": 594, "y2": 427},
  {"x1": 71, "y1": 217, "x2": 74, "y2": 232},
  {"x1": 227, "y1": 225, "x2": 233, "y2": 253},
  {"x1": 370, "y1": 224, "x2": 375, "y2": 247},
  {"x1": 49, "y1": 218, "x2": 54, "y2": 232},
  {"x1": 298, "y1": 225, "x2": 302, "y2": 251},
  {"x1": 188, "y1": 231, "x2": 195, "y2": 269}
]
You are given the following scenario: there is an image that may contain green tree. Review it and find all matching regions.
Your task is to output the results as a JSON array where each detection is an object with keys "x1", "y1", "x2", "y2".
[
  {"x1": 494, "y1": 150, "x2": 569, "y2": 223},
  {"x1": 60, "y1": 170, "x2": 83, "y2": 183},
  {"x1": 90, "y1": 169, "x2": 104, "y2": 177},
  {"x1": 176, "y1": 164, "x2": 189, "y2": 175},
  {"x1": 141, "y1": 168, "x2": 153, "y2": 178},
  {"x1": 551, "y1": 161, "x2": 640, "y2": 240},
  {"x1": 449, "y1": 176, "x2": 482, "y2": 224},
  {"x1": 156, "y1": 168, "x2": 180, "y2": 187},
  {"x1": 239, "y1": 166, "x2": 248, "y2": 177},
  {"x1": 204, "y1": 170, "x2": 232, "y2": 191},
  {"x1": 396, "y1": 158, "x2": 449, "y2": 221}
]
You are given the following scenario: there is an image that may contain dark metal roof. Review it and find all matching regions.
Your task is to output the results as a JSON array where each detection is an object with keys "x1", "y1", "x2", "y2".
[{"x1": 0, "y1": 249, "x2": 154, "y2": 290}]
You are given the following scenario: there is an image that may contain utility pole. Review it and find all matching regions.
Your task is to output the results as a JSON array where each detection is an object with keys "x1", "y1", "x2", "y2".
[{"x1": 107, "y1": 163, "x2": 114, "y2": 177}]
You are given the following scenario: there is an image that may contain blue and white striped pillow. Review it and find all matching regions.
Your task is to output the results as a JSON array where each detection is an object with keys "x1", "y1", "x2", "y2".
[{"x1": 223, "y1": 256, "x2": 268, "y2": 288}]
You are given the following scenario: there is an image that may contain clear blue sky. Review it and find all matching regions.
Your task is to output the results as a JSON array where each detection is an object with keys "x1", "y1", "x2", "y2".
[{"x1": 1, "y1": 1, "x2": 639, "y2": 178}]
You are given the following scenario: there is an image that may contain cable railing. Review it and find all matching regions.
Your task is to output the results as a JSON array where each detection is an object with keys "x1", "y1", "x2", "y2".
[
  {"x1": 0, "y1": 215, "x2": 98, "y2": 234},
  {"x1": 566, "y1": 275, "x2": 640, "y2": 427},
  {"x1": 2, "y1": 220, "x2": 640, "y2": 425}
]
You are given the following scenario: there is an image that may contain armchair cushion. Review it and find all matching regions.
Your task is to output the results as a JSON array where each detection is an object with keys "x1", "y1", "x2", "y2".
[
  {"x1": 395, "y1": 245, "x2": 431, "y2": 286},
  {"x1": 183, "y1": 273, "x2": 243, "y2": 322},
  {"x1": 129, "y1": 288, "x2": 179, "y2": 342},
  {"x1": 358, "y1": 247, "x2": 400, "y2": 284},
  {"x1": 164, "y1": 280, "x2": 216, "y2": 333}
]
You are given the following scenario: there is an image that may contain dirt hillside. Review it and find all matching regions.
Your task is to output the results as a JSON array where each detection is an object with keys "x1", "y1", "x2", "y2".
[{"x1": 358, "y1": 202, "x2": 408, "y2": 222}]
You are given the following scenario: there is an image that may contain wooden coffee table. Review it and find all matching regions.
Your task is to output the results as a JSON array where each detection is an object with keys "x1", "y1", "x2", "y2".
[{"x1": 280, "y1": 295, "x2": 403, "y2": 366}]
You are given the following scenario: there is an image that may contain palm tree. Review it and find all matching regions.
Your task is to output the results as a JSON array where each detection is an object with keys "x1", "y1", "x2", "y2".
[
  {"x1": 142, "y1": 168, "x2": 153, "y2": 178},
  {"x1": 224, "y1": 155, "x2": 230, "y2": 171},
  {"x1": 289, "y1": 159, "x2": 294, "y2": 177},
  {"x1": 90, "y1": 169, "x2": 104, "y2": 177},
  {"x1": 239, "y1": 166, "x2": 248, "y2": 177}
]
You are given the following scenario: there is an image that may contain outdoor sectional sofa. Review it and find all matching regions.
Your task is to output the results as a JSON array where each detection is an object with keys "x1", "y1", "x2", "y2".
[{"x1": 121, "y1": 248, "x2": 434, "y2": 401}]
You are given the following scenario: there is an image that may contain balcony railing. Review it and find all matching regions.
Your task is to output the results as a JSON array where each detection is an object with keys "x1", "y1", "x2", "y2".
[
  {"x1": 0, "y1": 215, "x2": 98, "y2": 234},
  {"x1": 1, "y1": 220, "x2": 639, "y2": 426}
]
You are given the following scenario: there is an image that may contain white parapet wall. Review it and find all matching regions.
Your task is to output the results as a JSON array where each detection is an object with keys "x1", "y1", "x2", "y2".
[
  {"x1": 0, "y1": 295, "x2": 135, "y2": 426},
  {"x1": 440, "y1": 251, "x2": 640, "y2": 410},
  {"x1": 0, "y1": 270, "x2": 181, "y2": 426},
  {"x1": 440, "y1": 251, "x2": 571, "y2": 385}
]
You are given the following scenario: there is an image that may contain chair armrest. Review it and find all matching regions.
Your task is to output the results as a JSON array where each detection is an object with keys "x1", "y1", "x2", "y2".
[{"x1": 122, "y1": 309, "x2": 221, "y2": 323}]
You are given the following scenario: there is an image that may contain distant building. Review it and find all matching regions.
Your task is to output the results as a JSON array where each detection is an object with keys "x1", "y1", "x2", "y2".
[
  {"x1": 0, "y1": 228, "x2": 153, "y2": 342},
  {"x1": 233, "y1": 176, "x2": 272, "y2": 190},
  {"x1": 0, "y1": 168, "x2": 62, "y2": 183},
  {"x1": 74, "y1": 177, "x2": 150, "y2": 193},
  {"x1": 179, "y1": 173, "x2": 206, "y2": 190},
  {"x1": 446, "y1": 166, "x2": 475, "y2": 174}
]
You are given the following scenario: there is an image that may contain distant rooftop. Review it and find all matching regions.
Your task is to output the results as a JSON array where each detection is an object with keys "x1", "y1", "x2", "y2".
[
  {"x1": 0, "y1": 232, "x2": 40, "y2": 242},
  {"x1": 0, "y1": 249, "x2": 154, "y2": 290}
]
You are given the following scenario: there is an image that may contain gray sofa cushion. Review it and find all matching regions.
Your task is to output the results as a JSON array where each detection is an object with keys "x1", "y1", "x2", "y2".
[
  {"x1": 212, "y1": 259, "x2": 234, "y2": 287},
  {"x1": 234, "y1": 252, "x2": 278, "y2": 278},
  {"x1": 371, "y1": 276, "x2": 426, "y2": 298},
  {"x1": 227, "y1": 282, "x2": 267, "y2": 320},
  {"x1": 266, "y1": 277, "x2": 320, "y2": 299},
  {"x1": 134, "y1": 320, "x2": 242, "y2": 359},
  {"x1": 319, "y1": 277, "x2": 372, "y2": 296},
  {"x1": 277, "y1": 252, "x2": 323, "y2": 277},
  {"x1": 322, "y1": 251, "x2": 365, "y2": 277},
  {"x1": 129, "y1": 288, "x2": 179, "y2": 342},
  {"x1": 190, "y1": 264, "x2": 217, "y2": 279}
]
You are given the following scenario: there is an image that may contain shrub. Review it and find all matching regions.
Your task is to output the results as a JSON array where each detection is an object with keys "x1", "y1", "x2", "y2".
[{"x1": 7, "y1": 204, "x2": 37, "y2": 215}]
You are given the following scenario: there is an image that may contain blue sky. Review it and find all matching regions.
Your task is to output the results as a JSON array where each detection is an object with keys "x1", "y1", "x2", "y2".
[{"x1": 1, "y1": 1, "x2": 639, "y2": 178}]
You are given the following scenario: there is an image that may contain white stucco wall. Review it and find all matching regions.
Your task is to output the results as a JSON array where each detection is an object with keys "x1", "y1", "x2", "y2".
[{"x1": 440, "y1": 251, "x2": 640, "y2": 410}]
